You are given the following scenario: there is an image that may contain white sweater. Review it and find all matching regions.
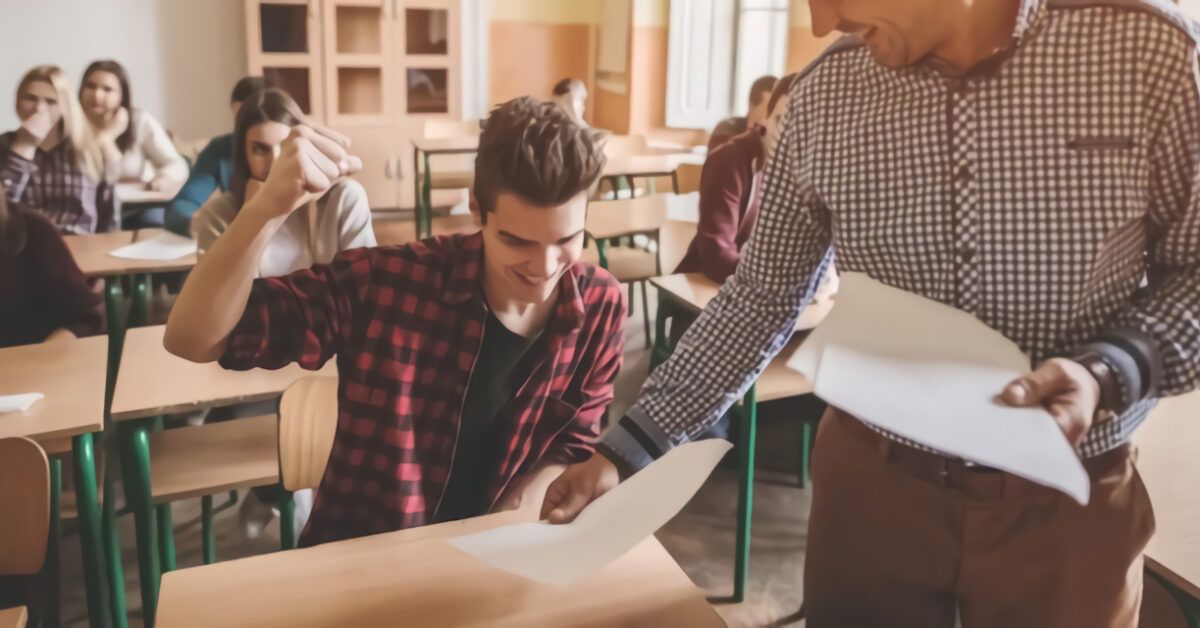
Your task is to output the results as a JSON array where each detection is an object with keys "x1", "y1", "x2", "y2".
[
  {"x1": 117, "y1": 109, "x2": 189, "y2": 185},
  {"x1": 191, "y1": 179, "x2": 377, "y2": 278}
]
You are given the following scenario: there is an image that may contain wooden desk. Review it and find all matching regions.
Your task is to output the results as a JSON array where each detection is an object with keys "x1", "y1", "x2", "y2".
[
  {"x1": 111, "y1": 325, "x2": 335, "y2": 422},
  {"x1": 1138, "y1": 391, "x2": 1200, "y2": 618},
  {"x1": 156, "y1": 511, "x2": 725, "y2": 627},
  {"x1": 0, "y1": 607, "x2": 26, "y2": 628},
  {"x1": 0, "y1": 335, "x2": 115, "y2": 627},
  {"x1": 64, "y1": 228, "x2": 197, "y2": 279},
  {"x1": 601, "y1": 154, "x2": 705, "y2": 198},
  {"x1": 650, "y1": 272, "x2": 834, "y2": 332},
  {"x1": 412, "y1": 136, "x2": 479, "y2": 239},
  {"x1": 586, "y1": 193, "x2": 698, "y2": 241},
  {"x1": 115, "y1": 183, "x2": 178, "y2": 207}
]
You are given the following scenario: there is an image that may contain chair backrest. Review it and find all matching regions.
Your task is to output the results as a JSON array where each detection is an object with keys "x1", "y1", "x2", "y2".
[
  {"x1": 0, "y1": 437, "x2": 50, "y2": 576},
  {"x1": 675, "y1": 163, "x2": 703, "y2": 195},
  {"x1": 278, "y1": 377, "x2": 339, "y2": 492},
  {"x1": 602, "y1": 134, "x2": 648, "y2": 160},
  {"x1": 423, "y1": 119, "x2": 481, "y2": 140}
]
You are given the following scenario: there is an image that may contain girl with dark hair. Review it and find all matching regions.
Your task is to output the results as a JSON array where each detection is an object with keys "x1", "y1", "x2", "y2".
[
  {"x1": 190, "y1": 88, "x2": 375, "y2": 278},
  {"x1": 0, "y1": 180, "x2": 102, "y2": 347},
  {"x1": 80, "y1": 59, "x2": 187, "y2": 193}
]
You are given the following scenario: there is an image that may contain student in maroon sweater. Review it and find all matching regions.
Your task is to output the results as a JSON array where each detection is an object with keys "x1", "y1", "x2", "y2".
[
  {"x1": 0, "y1": 181, "x2": 103, "y2": 348},
  {"x1": 677, "y1": 73, "x2": 798, "y2": 284}
]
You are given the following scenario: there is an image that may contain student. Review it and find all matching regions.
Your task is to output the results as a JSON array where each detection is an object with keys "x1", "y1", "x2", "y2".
[
  {"x1": 190, "y1": 88, "x2": 376, "y2": 277},
  {"x1": 708, "y1": 74, "x2": 777, "y2": 152},
  {"x1": 676, "y1": 74, "x2": 797, "y2": 285},
  {"x1": 164, "y1": 76, "x2": 266, "y2": 237},
  {"x1": 551, "y1": 78, "x2": 588, "y2": 128},
  {"x1": 80, "y1": 60, "x2": 188, "y2": 192},
  {"x1": 164, "y1": 96, "x2": 625, "y2": 544},
  {"x1": 1, "y1": 65, "x2": 113, "y2": 234},
  {"x1": 543, "y1": 1, "x2": 1200, "y2": 626},
  {"x1": 0, "y1": 181, "x2": 102, "y2": 348}
]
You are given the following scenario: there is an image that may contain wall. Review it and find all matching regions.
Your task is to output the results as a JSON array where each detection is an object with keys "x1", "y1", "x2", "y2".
[
  {"x1": 627, "y1": 0, "x2": 669, "y2": 134},
  {"x1": 487, "y1": 0, "x2": 600, "y2": 117},
  {"x1": 0, "y1": 0, "x2": 247, "y2": 142},
  {"x1": 787, "y1": 0, "x2": 837, "y2": 73}
]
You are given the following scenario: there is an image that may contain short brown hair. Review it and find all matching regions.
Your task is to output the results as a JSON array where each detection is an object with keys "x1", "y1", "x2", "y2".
[
  {"x1": 748, "y1": 75, "x2": 778, "y2": 108},
  {"x1": 474, "y1": 96, "x2": 606, "y2": 222}
]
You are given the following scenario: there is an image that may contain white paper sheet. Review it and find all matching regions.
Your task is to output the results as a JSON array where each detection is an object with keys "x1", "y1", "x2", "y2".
[
  {"x1": 787, "y1": 272, "x2": 1090, "y2": 505},
  {"x1": 109, "y1": 232, "x2": 196, "y2": 261},
  {"x1": 0, "y1": 393, "x2": 44, "y2": 413},
  {"x1": 450, "y1": 438, "x2": 732, "y2": 584}
]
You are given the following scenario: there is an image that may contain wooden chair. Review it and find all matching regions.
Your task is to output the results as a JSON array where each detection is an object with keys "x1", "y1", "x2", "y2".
[
  {"x1": 0, "y1": 437, "x2": 50, "y2": 628},
  {"x1": 599, "y1": 135, "x2": 650, "y2": 199},
  {"x1": 277, "y1": 377, "x2": 340, "y2": 549},
  {"x1": 675, "y1": 163, "x2": 703, "y2": 195}
]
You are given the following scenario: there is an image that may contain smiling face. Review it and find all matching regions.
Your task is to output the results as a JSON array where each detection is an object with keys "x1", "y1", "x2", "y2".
[
  {"x1": 476, "y1": 190, "x2": 588, "y2": 305},
  {"x1": 809, "y1": 0, "x2": 949, "y2": 68}
]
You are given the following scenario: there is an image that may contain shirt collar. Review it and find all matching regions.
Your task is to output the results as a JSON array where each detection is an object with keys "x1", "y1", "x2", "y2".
[{"x1": 443, "y1": 231, "x2": 587, "y2": 329}]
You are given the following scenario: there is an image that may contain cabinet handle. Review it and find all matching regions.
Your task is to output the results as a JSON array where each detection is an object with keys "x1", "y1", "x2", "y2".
[{"x1": 384, "y1": 157, "x2": 394, "y2": 180}]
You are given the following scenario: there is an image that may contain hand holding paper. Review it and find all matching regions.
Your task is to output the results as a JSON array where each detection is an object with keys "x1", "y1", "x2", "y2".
[
  {"x1": 788, "y1": 272, "x2": 1091, "y2": 505},
  {"x1": 451, "y1": 439, "x2": 731, "y2": 585}
]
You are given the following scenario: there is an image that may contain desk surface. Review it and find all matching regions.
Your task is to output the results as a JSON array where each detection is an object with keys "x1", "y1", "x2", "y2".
[
  {"x1": 110, "y1": 325, "x2": 335, "y2": 422},
  {"x1": 0, "y1": 335, "x2": 106, "y2": 443},
  {"x1": 64, "y1": 228, "x2": 198, "y2": 278},
  {"x1": 650, "y1": 272, "x2": 834, "y2": 332},
  {"x1": 586, "y1": 193, "x2": 698, "y2": 240},
  {"x1": 1137, "y1": 390, "x2": 1200, "y2": 598},
  {"x1": 115, "y1": 182, "x2": 178, "y2": 206},
  {"x1": 413, "y1": 136, "x2": 480, "y2": 153},
  {"x1": 603, "y1": 153, "x2": 704, "y2": 178},
  {"x1": 157, "y1": 510, "x2": 725, "y2": 627}
]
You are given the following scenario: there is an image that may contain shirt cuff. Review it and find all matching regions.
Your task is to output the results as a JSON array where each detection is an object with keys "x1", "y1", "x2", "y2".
[
  {"x1": 1067, "y1": 328, "x2": 1161, "y2": 413},
  {"x1": 596, "y1": 404, "x2": 675, "y2": 478}
]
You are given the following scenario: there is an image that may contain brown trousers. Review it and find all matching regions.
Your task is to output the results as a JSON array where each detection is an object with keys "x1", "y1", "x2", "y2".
[{"x1": 804, "y1": 409, "x2": 1156, "y2": 628}]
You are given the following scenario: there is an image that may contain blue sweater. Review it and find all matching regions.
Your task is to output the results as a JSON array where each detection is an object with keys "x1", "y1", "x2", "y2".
[{"x1": 164, "y1": 133, "x2": 233, "y2": 236}]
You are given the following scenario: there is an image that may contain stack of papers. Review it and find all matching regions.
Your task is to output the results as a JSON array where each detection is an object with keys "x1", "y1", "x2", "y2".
[
  {"x1": 787, "y1": 273, "x2": 1090, "y2": 505},
  {"x1": 109, "y1": 232, "x2": 196, "y2": 261},
  {"x1": 0, "y1": 393, "x2": 44, "y2": 413},
  {"x1": 451, "y1": 439, "x2": 732, "y2": 584}
]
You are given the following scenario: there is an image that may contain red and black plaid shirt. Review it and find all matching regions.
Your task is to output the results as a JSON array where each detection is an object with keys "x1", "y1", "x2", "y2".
[
  {"x1": 220, "y1": 233, "x2": 626, "y2": 545},
  {"x1": 0, "y1": 132, "x2": 113, "y2": 234}
]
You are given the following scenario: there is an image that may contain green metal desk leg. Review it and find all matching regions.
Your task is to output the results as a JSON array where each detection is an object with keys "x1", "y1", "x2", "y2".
[
  {"x1": 104, "y1": 278, "x2": 125, "y2": 402},
  {"x1": 799, "y1": 422, "x2": 814, "y2": 488},
  {"x1": 46, "y1": 457, "x2": 61, "y2": 628},
  {"x1": 733, "y1": 385, "x2": 758, "y2": 604},
  {"x1": 150, "y1": 417, "x2": 176, "y2": 573},
  {"x1": 101, "y1": 458, "x2": 128, "y2": 628},
  {"x1": 125, "y1": 421, "x2": 160, "y2": 626},
  {"x1": 201, "y1": 496, "x2": 216, "y2": 564},
  {"x1": 73, "y1": 433, "x2": 111, "y2": 628},
  {"x1": 421, "y1": 152, "x2": 434, "y2": 239},
  {"x1": 129, "y1": 274, "x2": 152, "y2": 328},
  {"x1": 280, "y1": 493, "x2": 297, "y2": 550}
]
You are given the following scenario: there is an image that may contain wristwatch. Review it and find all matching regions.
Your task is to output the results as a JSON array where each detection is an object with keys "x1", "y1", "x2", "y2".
[{"x1": 1073, "y1": 351, "x2": 1123, "y2": 423}]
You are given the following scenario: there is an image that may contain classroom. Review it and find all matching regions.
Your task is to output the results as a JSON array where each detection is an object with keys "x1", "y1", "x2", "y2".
[{"x1": 1, "y1": 0, "x2": 1198, "y2": 626}]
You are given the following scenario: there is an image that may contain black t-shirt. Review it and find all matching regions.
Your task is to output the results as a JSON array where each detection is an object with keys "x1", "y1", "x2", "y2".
[{"x1": 436, "y1": 310, "x2": 539, "y2": 522}]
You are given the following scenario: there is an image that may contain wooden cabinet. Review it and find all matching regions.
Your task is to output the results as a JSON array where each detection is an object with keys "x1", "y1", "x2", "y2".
[{"x1": 246, "y1": 0, "x2": 463, "y2": 210}]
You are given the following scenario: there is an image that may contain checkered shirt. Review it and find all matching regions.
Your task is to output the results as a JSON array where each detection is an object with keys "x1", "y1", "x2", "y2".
[
  {"x1": 609, "y1": 0, "x2": 1200, "y2": 464},
  {"x1": 221, "y1": 233, "x2": 626, "y2": 545},
  {"x1": 0, "y1": 132, "x2": 113, "y2": 234}
]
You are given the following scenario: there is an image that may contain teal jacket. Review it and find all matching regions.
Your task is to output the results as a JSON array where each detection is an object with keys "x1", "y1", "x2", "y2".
[{"x1": 164, "y1": 133, "x2": 233, "y2": 236}]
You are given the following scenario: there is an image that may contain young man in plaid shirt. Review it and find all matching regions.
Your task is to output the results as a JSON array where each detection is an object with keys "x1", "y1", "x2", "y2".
[{"x1": 165, "y1": 97, "x2": 625, "y2": 545}]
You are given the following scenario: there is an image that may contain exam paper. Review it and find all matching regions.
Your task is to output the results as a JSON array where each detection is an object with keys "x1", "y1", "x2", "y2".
[
  {"x1": 787, "y1": 273, "x2": 1090, "y2": 505},
  {"x1": 450, "y1": 438, "x2": 732, "y2": 585},
  {"x1": 0, "y1": 393, "x2": 44, "y2": 413},
  {"x1": 109, "y1": 232, "x2": 196, "y2": 261}
]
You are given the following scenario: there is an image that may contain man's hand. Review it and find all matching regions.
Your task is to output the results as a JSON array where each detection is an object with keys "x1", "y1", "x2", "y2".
[
  {"x1": 1001, "y1": 357, "x2": 1101, "y2": 447},
  {"x1": 539, "y1": 453, "x2": 620, "y2": 523},
  {"x1": 493, "y1": 464, "x2": 567, "y2": 514},
  {"x1": 247, "y1": 125, "x2": 360, "y2": 219}
]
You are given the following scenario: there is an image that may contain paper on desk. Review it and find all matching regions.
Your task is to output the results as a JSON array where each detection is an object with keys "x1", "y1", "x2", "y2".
[
  {"x1": 450, "y1": 438, "x2": 732, "y2": 585},
  {"x1": 0, "y1": 393, "x2": 44, "y2": 413},
  {"x1": 787, "y1": 273, "x2": 1090, "y2": 505},
  {"x1": 109, "y1": 232, "x2": 196, "y2": 261}
]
